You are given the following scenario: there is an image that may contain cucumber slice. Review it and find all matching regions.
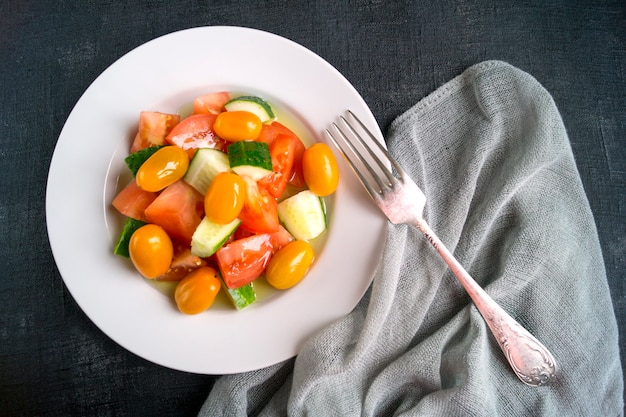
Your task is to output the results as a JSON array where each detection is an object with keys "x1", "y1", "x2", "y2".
[
  {"x1": 191, "y1": 217, "x2": 241, "y2": 258},
  {"x1": 221, "y1": 279, "x2": 257, "y2": 310},
  {"x1": 277, "y1": 190, "x2": 327, "y2": 241},
  {"x1": 183, "y1": 148, "x2": 230, "y2": 195},
  {"x1": 113, "y1": 217, "x2": 147, "y2": 258},
  {"x1": 124, "y1": 145, "x2": 165, "y2": 176},
  {"x1": 227, "y1": 141, "x2": 272, "y2": 180},
  {"x1": 224, "y1": 95, "x2": 276, "y2": 123}
]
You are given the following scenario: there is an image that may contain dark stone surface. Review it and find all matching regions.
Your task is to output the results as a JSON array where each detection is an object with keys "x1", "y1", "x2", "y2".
[{"x1": 1, "y1": 1, "x2": 623, "y2": 415}]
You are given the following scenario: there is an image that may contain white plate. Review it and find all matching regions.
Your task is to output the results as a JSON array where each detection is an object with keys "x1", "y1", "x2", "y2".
[{"x1": 46, "y1": 26, "x2": 386, "y2": 374}]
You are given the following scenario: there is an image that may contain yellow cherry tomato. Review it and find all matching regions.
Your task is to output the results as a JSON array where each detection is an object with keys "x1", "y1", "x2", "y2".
[
  {"x1": 136, "y1": 146, "x2": 189, "y2": 192},
  {"x1": 129, "y1": 224, "x2": 174, "y2": 279},
  {"x1": 174, "y1": 266, "x2": 222, "y2": 314},
  {"x1": 204, "y1": 172, "x2": 247, "y2": 224},
  {"x1": 213, "y1": 111, "x2": 262, "y2": 141},
  {"x1": 302, "y1": 143, "x2": 339, "y2": 196},
  {"x1": 265, "y1": 240, "x2": 315, "y2": 290}
]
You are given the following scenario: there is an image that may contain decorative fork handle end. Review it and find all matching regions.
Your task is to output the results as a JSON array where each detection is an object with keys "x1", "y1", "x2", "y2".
[
  {"x1": 486, "y1": 313, "x2": 558, "y2": 386},
  {"x1": 415, "y1": 219, "x2": 558, "y2": 386}
]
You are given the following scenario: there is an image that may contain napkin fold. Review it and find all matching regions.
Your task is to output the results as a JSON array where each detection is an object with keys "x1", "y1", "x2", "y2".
[{"x1": 199, "y1": 61, "x2": 623, "y2": 416}]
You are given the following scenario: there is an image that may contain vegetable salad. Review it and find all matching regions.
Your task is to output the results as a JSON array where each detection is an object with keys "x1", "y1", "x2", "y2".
[{"x1": 112, "y1": 92, "x2": 339, "y2": 314}]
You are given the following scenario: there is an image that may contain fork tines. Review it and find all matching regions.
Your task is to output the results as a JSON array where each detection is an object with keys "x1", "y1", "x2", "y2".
[{"x1": 325, "y1": 110, "x2": 401, "y2": 199}]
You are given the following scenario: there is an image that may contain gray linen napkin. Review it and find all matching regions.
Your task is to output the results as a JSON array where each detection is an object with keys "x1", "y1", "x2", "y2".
[{"x1": 199, "y1": 61, "x2": 623, "y2": 416}]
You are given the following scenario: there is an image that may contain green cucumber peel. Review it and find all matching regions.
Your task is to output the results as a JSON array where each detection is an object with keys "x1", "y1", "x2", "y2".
[
  {"x1": 124, "y1": 145, "x2": 166, "y2": 176},
  {"x1": 113, "y1": 217, "x2": 147, "y2": 258},
  {"x1": 222, "y1": 279, "x2": 257, "y2": 310},
  {"x1": 225, "y1": 95, "x2": 275, "y2": 122},
  {"x1": 227, "y1": 141, "x2": 272, "y2": 172}
]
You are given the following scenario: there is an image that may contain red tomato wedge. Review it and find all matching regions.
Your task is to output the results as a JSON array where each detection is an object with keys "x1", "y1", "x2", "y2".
[
  {"x1": 269, "y1": 225, "x2": 295, "y2": 252},
  {"x1": 233, "y1": 226, "x2": 256, "y2": 241},
  {"x1": 257, "y1": 122, "x2": 306, "y2": 187},
  {"x1": 165, "y1": 114, "x2": 229, "y2": 158},
  {"x1": 216, "y1": 233, "x2": 274, "y2": 289},
  {"x1": 130, "y1": 111, "x2": 180, "y2": 153},
  {"x1": 192, "y1": 91, "x2": 231, "y2": 115},
  {"x1": 289, "y1": 138, "x2": 306, "y2": 187},
  {"x1": 257, "y1": 121, "x2": 297, "y2": 145},
  {"x1": 238, "y1": 177, "x2": 279, "y2": 234},
  {"x1": 233, "y1": 224, "x2": 294, "y2": 252},
  {"x1": 258, "y1": 134, "x2": 298, "y2": 198},
  {"x1": 144, "y1": 180, "x2": 204, "y2": 245},
  {"x1": 216, "y1": 226, "x2": 294, "y2": 289},
  {"x1": 156, "y1": 245, "x2": 207, "y2": 281},
  {"x1": 112, "y1": 180, "x2": 157, "y2": 221}
]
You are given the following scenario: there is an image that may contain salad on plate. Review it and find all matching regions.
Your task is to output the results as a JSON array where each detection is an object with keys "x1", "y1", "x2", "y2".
[{"x1": 111, "y1": 92, "x2": 339, "y2": 314}]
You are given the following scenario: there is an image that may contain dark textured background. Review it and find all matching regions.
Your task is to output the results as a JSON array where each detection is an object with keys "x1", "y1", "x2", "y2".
[{"x1": 1, "y1": 1, "x2": 624, "y2": 416}]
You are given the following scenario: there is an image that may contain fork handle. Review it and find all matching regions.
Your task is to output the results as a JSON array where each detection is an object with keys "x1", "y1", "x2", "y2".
[{"x1": 414, "y1": 219, "x2": 558, "y2": 386}]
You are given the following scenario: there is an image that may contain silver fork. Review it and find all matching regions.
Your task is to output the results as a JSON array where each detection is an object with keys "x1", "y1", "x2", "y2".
[{"x1": 326, "y1": 110, "x2": 557, "y2": 386}]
